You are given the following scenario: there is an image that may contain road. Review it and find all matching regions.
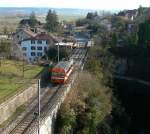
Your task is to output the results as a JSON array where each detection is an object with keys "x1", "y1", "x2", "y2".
[{"x1": 114, "y1": 75, "x2": 150, "y2": 86}]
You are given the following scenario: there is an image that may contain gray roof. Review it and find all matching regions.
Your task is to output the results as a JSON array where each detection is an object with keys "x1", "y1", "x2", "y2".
[{"x1": 54, "y1": 60, "x2": 73, "y2": 72}]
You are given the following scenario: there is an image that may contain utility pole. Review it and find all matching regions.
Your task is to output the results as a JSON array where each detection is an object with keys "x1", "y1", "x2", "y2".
[
  {"x1": 22, "y1": 58, "x2": 24, "y2": 77},
  {"x1": 38, "y1": 79, "x2": 40, "y2": 134},
  {"x1": 58, "y1": 43, "x2": 59, "y2": 63}
]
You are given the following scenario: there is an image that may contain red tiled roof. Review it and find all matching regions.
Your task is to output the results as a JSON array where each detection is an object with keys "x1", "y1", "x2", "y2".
[
  {"x1": 34, "y1": 33, "x2": 51, "y2": 40},
  {"x1": 21, "y1": 33, "x2": 61, "y2": 43},
  {"x1": 33, "y1": 33, "x2": 60, "y2": 43}
]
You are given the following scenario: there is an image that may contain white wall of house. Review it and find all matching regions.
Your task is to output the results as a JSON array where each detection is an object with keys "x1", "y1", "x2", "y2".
[
  {"x1": 14, "y1": 31, "x2": 30, "y2": 44},
  {"x1": 20, "y1": 40, "x2": 48, "y2": 62},
  {"x1": 13, "y1": 30, "x2": 36, "y2": 45}
]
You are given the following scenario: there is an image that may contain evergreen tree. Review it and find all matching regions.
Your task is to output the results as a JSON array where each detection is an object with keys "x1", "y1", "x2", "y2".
[
  {"x1": 138, "y1": 5, "x2": 144, "y2": 16},
  {"x1": 46, "y1": 46, "x2": 70, "y2": 61},
  {"x1": 29, "y1": 12, "x2": 37, "y2": 28},
  {"x1": 111, "y1": 33, "x2": 118, "y2": 46},
  {"x1": 45, "y1": 10, "x2": 58, "y2": 32},
  {"x1": 128, "y1": 33, "x2": 138, "y2": 45},
  {"x1": 138, "y1": 19, "x2": 150, "y2": 46},
  {"x1": 86, "y1": 12, "x2": 98, "y2": 20}
]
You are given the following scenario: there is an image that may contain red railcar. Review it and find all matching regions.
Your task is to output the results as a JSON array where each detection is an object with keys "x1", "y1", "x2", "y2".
[{"x1": 51, "y1": 60, "x2": 74, "y2": 84}]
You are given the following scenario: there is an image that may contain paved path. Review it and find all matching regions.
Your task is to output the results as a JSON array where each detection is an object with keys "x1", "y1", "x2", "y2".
[{"x1": 114, "y1": 75, "x2": 150, "y2": 86}]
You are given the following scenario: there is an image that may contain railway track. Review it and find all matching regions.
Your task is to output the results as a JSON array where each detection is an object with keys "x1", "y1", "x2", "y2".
[
  {"x1": 24, "y1": 74, "x2": 76, "y2": 134},
  {"x1": 9, "y1": 86, "x2": 61, "y2": 134},
  {"x1": 7, "y1": 47, "x2": 87, "y2": 134},
  {"x1": 71, "y1": 48, "x2": 87, "y2": 68},
  {"x1": 71, "y1": 48, "x2": 87, "y2": 61}
]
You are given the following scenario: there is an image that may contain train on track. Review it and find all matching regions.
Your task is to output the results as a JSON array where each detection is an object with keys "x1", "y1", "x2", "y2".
[{"x1": 50, "y1": 59, "x2": 74, "y2": 84}]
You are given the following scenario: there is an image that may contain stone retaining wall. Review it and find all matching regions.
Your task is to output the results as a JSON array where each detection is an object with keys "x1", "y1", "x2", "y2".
[
  {"x1": 0, "y1": 84, "x2": 38, "y2": 124},
  {"x1": 25, "y1": 73, "x2": 77, "y2": 134}
]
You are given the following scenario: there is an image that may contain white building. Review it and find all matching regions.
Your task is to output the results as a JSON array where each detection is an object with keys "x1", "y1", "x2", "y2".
[
  {"x1": 13, "y1": 28, "x2": 37, "y2": 45},
  {"x1": 20, "y1": 33, "x2": 56, "y2": 62}
]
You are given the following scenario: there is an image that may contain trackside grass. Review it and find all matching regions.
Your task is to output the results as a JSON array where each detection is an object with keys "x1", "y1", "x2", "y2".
[{"x1": 0, "y1": 59, "x2": 44, "y2": 103}]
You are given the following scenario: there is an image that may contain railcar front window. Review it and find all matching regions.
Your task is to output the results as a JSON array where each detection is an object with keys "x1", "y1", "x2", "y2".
[{"x1": 52, "y1": 72, "x2": 65, "y2": 77}]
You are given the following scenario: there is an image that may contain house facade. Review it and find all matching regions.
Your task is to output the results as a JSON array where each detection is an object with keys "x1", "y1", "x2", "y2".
[
  {"x1": 13, "y1": 28, "x2": 37, "y2": 45},
  {"x1": 117, "y1": 9, "x2": 138, "y2": 21},
  {"x1": 20, "y1": 33, "x2": 56, "y2": 62}
]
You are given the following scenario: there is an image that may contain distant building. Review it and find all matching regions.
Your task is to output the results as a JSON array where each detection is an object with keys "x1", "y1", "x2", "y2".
[
  {"x1": 19, "y1": 19, "x2": 41, "y2": 27},
  {"x1": 73, "y1": 32, "x2": 91, "y2": 47},
  {"x1": 0, "y1": 32, "x2": 12, "y2": 40},
  {"x1": 117, "y1": 9, "x2": 138, "y2": 21},
  {"x1": 20, "y1": 33, "x2": 57, "y2": 62},
  {"x1": 0, "y1": 34, "x2": 9, "y2": 39}
]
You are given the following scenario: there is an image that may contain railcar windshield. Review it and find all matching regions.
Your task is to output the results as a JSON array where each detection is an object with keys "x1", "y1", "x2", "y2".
[{"x1": 52, "y1": 72, "x2": 65, "y2": 77}]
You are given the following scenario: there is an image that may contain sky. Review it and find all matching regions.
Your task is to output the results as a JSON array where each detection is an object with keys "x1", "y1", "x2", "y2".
[{"x1": 0, "y1": 0, "x2": 150, "y2": 10}]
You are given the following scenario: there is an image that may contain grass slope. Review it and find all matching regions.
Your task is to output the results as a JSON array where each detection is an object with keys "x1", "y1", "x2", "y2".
[{"x1": 0, "y1": 59, "x2": 43, "y2": 103}]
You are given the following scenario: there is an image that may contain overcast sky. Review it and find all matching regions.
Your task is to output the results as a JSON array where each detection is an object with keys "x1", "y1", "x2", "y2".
[{"x1": 0, "y1": 0, "x2": 150, "y2": 10}]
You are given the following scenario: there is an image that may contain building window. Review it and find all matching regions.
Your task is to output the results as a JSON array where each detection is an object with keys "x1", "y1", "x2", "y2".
[
  {"x1": 44, "y1": 47, "x2": 47, "y2": 52},
  {"x1": 37, "y1": 40, "x2": 42, "y2": 44},
  {"x1": 31, "y1": 46, "x2": 36, "y2": 50},
  {"x1": 31, "y1": 40, "x2": 35, "y2": 44},
  {"x1": 46, "y1": 40, "x2": 48, "y2": 44},
  {"x1": 37, "y1": 46, "x2": 42, "y2": 50},
  {"x1": 23, "y1": 53, "x2": 26, "y2": 56},
  {"x1": 22, "y1": 47, "x2": 27, "y2": 51},
  {"x1": 37, "y1": 52, "x2": 43, "y2": 57},
  {"x1": 31, "y1": 52, "x2": 36, "y2": 56}
]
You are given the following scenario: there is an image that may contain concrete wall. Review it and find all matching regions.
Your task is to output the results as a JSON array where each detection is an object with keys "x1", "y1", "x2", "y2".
[
  {"x1": 0, "y1": 84, "x2": 38, "y2": 124},
  {"x1": 39, "y1": 84, "x2": 72, "y2": 134},
  {"x1": 25, "y1": 75, "x2": 75, "y2": 134}
]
